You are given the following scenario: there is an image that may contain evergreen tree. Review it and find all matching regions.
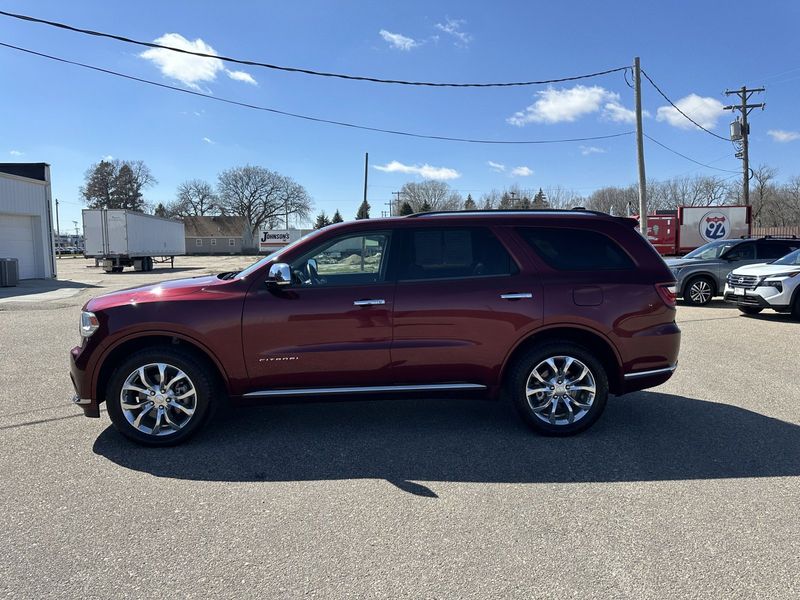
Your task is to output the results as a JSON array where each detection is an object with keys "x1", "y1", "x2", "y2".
[
  {"x1": 398, "y1": 201, "x2": 414, "y2": 216},
  {"x1": 532, "y1": 188, "x2": 549, "y2": 209},
  {"x1": 420, "y1": 201, "x2": 432, "y2": 212},
  {"x1": 331, "y1": 209, "x2": 344, "y2": 223},
  {"x1": 498, "y1": 193, "x2": 514, "y2": 210},
  {"x1": 517, "y1": 196, "x2": 532, "y2": 209},
  {"x1": 464, "y1": 194, "x2": 477, "y2": 210},
  {"x1": 314, "y1": 211, "x2": 331, "y2": 229},
  {"x1": 356, "y1": 199, "x2": 370, "y2": 219},
  {"x1": 153, "y1": 203, "x2": 168, "y2": 218}
]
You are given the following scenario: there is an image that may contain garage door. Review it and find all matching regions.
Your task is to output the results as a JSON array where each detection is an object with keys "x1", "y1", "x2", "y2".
[{"x1": 0, "y1": 214, "x2": 37, "y2": 279}]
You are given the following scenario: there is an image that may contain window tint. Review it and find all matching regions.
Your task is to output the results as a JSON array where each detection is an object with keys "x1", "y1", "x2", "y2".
[
  {"x1": 400, "y1": 228, "x2": 516, "y2": 280},
  {"x1": 290, "y1": 232, "x2": 390, "y2": 286},
  {"x1": 758, "y1": 241, "x2": 799, "y2": 259},
  {"x1": 518, "y1": 227, "x2": 634, "y2": 271},
  {"x1": 723, "y1": 242, "x2": 755, "y2": 260}
]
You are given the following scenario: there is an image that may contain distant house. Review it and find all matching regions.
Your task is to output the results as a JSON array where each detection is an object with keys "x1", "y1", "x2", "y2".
[{"x1": 183, "y1": 216, "x2": 255, "y2": 254}]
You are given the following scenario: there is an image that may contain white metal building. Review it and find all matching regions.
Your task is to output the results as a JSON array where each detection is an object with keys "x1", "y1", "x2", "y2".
[{"x1": 0, "y1": 163, "x2": 56, "y2": 279}]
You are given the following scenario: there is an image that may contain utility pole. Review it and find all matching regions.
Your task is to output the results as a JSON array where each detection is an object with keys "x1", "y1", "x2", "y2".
[
  {"x1": 633, "y1": 56, "x2": 647, "y2": 235},
  {"x1": 54, "y1": 198, "x2": 60, "y2": 256},
  {"x1": 391, "y1": 190, "x2": 402, "y2": 216},
  {"x1": 724, "y1": 86, "x2": 765, "y2": 205},
  {"x1": 363, "y1": 152, "x2": 369, "y2": 208}
]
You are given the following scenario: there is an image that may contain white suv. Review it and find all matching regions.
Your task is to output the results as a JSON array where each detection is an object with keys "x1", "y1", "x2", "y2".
[{"x1": 724, "y1": 247, "x2": 800, "y2": 318}]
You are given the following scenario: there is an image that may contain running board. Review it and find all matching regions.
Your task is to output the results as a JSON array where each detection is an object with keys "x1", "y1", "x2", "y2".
[{"x1": 242, "y1": 383, "x2": 487, "y2": 398}]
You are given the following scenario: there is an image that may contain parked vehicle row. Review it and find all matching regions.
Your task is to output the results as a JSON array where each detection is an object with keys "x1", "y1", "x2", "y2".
[
  {"x1": 723, "y1": 248, "x2": 800, "y2": 318},
  {"x1": 70, "y1": 209, "x2": 680, "y2": 446},
  {"x1": 666, "y1": 236, "x2": 800, "y2": 306}
]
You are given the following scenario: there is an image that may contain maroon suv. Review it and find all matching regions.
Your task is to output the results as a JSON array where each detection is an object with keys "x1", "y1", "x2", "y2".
[{"x1": 70, "y1": 210, "x2": 680, "y2": 445}]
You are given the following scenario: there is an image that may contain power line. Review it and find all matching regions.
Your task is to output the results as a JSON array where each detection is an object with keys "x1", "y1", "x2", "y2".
[
  {"x1": 640, "y1": 69, "x2": 730, "y2": 141},
  {"x1": 0, "y1": 9, "x2": 628, "y2": 88},
  {"x1": 644, "y1": 133, "x2": 739, "y2": 173},
  {"x1": 0, "y1": 41, "x2": 635, "y2": 146}
]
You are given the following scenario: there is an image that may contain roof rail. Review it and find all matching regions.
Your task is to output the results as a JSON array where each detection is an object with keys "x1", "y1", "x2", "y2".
[{"x1": 405, "y1": 209, "x2": 610, "y2": 218}]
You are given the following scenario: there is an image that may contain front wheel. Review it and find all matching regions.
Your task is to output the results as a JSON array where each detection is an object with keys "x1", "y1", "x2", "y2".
[
  {"x1": 106, "y1": 348, "x2": 217, "y2": 446},
  {"x1": 509, "y1": 343, "x2": 609, "y2": 436},
  {"x1": 683, "y1": 276, "x2": 715, "y2": 306}
]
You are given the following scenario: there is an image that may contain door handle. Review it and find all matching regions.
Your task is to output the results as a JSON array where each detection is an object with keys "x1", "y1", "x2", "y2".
[
  {"x1": 500, "y1": 292, "x2": 533, "y2": 300},
  {"x1": 353, "y1": 299, "x2": 386, "y2": 306}
]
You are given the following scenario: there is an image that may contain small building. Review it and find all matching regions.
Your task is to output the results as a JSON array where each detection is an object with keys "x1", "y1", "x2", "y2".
[
  {"x1": 0, "y1": 163, "x2": 56, "y2": 279},
  {"x1": 184, "y1": 216, "x2": 254, "y2": 254}
]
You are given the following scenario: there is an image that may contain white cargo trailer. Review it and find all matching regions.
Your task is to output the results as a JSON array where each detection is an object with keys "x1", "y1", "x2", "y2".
[{"x1": 83, "y1": 209, "x2": 185, "y2": 273}]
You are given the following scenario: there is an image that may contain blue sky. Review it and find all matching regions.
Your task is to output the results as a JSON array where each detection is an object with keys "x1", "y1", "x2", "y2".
[{"x1": 1, "y1": 0, "x2": 799, "y2": 229}]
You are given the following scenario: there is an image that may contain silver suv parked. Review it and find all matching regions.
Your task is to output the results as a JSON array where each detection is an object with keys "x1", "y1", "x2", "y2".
[{"x1": 666, "y1": 237, "x2": 800, "y2": 305}]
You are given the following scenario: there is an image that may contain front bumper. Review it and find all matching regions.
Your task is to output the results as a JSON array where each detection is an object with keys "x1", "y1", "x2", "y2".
[
  {"x1": 70, "y1": 345, "x2": 101, "y2": 417},
  {"x1": 722, "y1": 284, "x2": 791, "y2": 311}
]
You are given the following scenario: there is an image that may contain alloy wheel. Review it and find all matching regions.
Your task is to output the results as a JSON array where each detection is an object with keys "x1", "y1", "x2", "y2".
[
  {"x1": 689, "y1": 280, "x2": 712, "y2": 304},
  {"x1": 119, "y1": 362, "x2": 198, "y2": 437},
  {"x1": 525, "y1": 355, "x2": 597, "y2": 426}
]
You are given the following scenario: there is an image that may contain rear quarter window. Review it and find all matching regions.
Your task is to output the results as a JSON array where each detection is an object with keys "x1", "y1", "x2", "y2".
[{"x1": 517, "y1": 227, "x2": 635, "y2": 271}]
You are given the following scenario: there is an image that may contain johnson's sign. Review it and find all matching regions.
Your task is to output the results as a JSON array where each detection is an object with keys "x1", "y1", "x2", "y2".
[{"x1": 259, "y1": 229, "x2": 301, "y2": 252}]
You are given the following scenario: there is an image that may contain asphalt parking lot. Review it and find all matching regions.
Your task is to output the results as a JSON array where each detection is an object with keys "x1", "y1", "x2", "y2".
[{"x1": 1, "y1": 256, "x2": 798, "y2": 599}]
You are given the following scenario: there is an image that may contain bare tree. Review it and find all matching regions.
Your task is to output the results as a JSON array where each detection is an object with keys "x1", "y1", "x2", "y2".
[
  {"x1": 750, "y1": 165, "x2": 778, "y2": 225},
  {"x1": 171, "y1": 179, "x2": 219, "y2": 217},
  {"x1": 399, "y1": 180, "x2": 463, "y2": 212},
  {"x1": 545, "y1": 186, "x2": 584, "y2": 209},
  {"x1": 217, "y1": 165, "x2": 312, "y2": 236}
]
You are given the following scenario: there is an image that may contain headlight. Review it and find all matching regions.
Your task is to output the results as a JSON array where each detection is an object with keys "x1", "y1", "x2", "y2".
[
  {"x1": 764, "y1": 272, "x2": 800, "y2": 281},
  {"x1": 80, "y1": 311, "x2": 99, "y2": 338}
]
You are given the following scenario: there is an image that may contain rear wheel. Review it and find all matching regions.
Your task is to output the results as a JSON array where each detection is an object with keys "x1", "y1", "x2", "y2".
[
  {"x1": 145, "y1": 256, "x2": 154, "y2": 271},
  {"x1": 738, "y1": 306, "x2": 763, "y2": 315},
  {"x1": 683, "y1": 276, "x2": 714, "y2": 305},
  {"x1": 509, "y1": 342, "x2": 609, "y2": 436},
  {"x1": 793, "y1": 295, "x2": 800, "y2": 320},
  {"x1": 106, "y1": 348, "x2": 217, "y2": 446}
]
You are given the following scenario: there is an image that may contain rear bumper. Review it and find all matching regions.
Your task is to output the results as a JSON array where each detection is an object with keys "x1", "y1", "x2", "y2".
[{"x1": 621, "y1": 364, "x2": 677, "y2": 393}]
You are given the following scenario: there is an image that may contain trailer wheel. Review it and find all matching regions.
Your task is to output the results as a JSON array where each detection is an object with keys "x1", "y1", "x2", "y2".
[
  {"x1": 111, "y1": 266, "x2": 124, "y2": 273},
  {"x1": 145, "y1": 257, "x2": 154, "y2": 271}
]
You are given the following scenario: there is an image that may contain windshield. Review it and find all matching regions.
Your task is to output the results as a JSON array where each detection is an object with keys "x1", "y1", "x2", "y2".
[
  {"x1": 773, "y1": 248, "x2": 800, "y2": 266},
  {"x1": 684, "y1": 240, "x2": 739, "y2": 260}
]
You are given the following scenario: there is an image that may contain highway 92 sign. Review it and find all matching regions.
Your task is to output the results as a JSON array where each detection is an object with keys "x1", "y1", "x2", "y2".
[{"x1": 700, "y1": 210, "x2": 730, "y2": 242}]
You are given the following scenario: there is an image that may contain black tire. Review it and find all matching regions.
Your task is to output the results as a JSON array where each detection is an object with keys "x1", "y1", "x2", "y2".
[
  {"x1": 792, "y1": 295, "x2": 800, "y2": 320},
  {"x1": 111, "y1": 266, "x2": 124, "y2": 273},
  {"x1": 508, "y1": 342, "x2": 609, "y2": 436},
  {"x1": 145, "y1": 257, "x2": 154, "y2": 271},
  {"x1": 683, "y1": 276, "x2": 715, "y2": 306},
  {"x1": 738, "y1": 306, "x2": 763, "y2": 315},
  {"x1": 106, "y1": 347, "x2": 218, "y2": 446}
]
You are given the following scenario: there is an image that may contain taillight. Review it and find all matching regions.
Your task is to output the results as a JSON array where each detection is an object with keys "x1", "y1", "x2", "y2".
[{"x1": 656, "y1": 283, "x2": 676, "y2": 308}]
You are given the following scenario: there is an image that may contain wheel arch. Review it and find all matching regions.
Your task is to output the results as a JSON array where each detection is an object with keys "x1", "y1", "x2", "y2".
[
  {"x1": 93, "y1": 332, "x2": 229, "y2": 404},
  {"x1": 682, "y1": 271, "x2": 718, "y2": 296},
  {"x1": 500, "y1": 325, "x2": 623, "y2": 395}
]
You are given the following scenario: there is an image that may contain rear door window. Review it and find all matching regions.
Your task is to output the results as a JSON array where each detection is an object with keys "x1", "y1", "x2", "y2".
[
  {"x1": 517, "y1": 227, "x2": 634, "y2": 271},
  {"x1": 757, "y1": 240, "x2": 800, "y2": 259},
  {"x1": 399, "y1": 227, "x2": 517, "y2": 280}
]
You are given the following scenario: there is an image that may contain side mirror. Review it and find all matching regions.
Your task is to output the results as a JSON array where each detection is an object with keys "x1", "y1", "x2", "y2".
[{"x1": 266, "y1": 263, "x2": 291, "y2": 287}]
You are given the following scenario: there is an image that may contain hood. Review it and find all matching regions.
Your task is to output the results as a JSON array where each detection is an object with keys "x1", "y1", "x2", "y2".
[
  {"x1": 86, "y1": 275, "x2": 227, "y2": 311},
  {"x1": 731, "y1": 263, "x2": 800, "y2": 277},
  {"x1": 665, "y1": 257, "x2": 720, "y2": 268}
]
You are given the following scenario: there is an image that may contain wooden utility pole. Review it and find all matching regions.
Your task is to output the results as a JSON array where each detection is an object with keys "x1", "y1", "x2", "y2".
[
  {"x1": 363, "y1": 152, "x2": 369, "y2": 208},
  {"x1": 54, "y1": 198, "x2": 60, "y2": 256},
  {"x1": 633, "y1": 57, "x2": 647, "y2": 234},
  {"x1": 391, "y1": 190, "x2": 402, "y2": 216},
  {"x1": 724, "y1": 86, "x2": 765, "y2": 205}
]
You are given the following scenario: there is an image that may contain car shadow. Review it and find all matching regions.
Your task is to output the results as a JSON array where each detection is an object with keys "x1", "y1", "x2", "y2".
[{"x1": 92, "y1": 392, "x2": 800, "y2": 496}]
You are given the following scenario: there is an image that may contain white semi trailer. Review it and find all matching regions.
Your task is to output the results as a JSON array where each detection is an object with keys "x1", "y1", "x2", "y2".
[{"x1": 83, "y1": 209, "x2": 185, "y2": 273}]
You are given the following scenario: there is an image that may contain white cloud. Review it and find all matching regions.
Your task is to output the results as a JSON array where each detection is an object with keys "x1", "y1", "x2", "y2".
[
  {"x1": 102, "y1": 155, "x2": 114, "y2": 161},
  {"x1": 511, "y1": 166, "x2": 533, "y2": 177},
  {"x1": 507, "y1": 85, "x2": 636, "y2": 126},
  {"x1": 603, "y1": 101, "x2": 648, "y2": 123},
  {"x1": 656, "y1": 94, "x2": 724, "y2": 130},
  {"x1": 9, "y1": 150, "x2": 24, "y2": 156},
  {"x1": 487, "y1": 161, "x2": 506, "y2": 173},
  {"x1": 202, "y1": 137, "x2": 215, "y2": 144},
  {"x1": 140, "y1": 33, "x2": 256, "y2": 89},
  {"x1": 226, "y1": 69, "x2": 257, "y2": 85},
  {"x1": 580, "y1": 145, "x2": 606, "y2": 156},
  {"x1": 374, "y1": 160, "x2": 460, "y2": 180},
  {"x1": 767, "y1": 129, "x2": 800, "y2": 143},
  {"x1": 379, "y1": 29, "x2": 419, "y2": 51},
  {"x1": 435, "y1": 18, "x2": 472, "y2": 46}
]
